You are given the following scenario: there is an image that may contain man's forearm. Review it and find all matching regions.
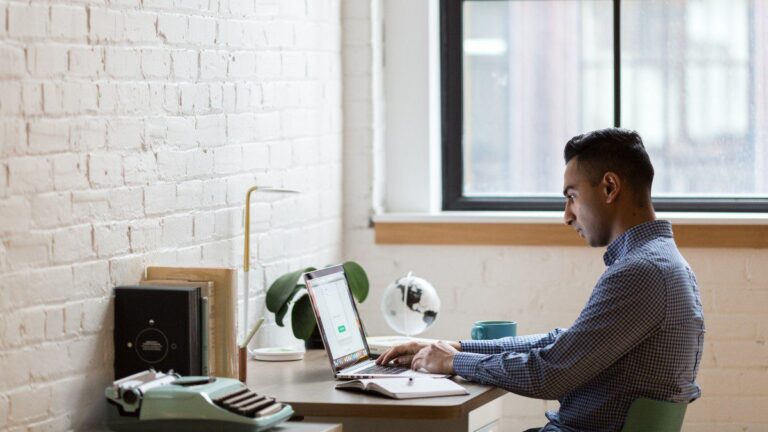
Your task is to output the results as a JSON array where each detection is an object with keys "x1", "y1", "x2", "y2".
[{"x1": 458, "y1": 329, "x2": 566, "y2": 355}]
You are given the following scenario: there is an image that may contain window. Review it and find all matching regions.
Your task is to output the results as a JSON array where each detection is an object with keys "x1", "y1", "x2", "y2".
[{"x1": 441, "y1": 0, "x2": 768, "y2": 212}]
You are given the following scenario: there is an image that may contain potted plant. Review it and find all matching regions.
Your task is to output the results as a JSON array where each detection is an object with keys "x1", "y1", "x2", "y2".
[{"x1": 266, "y1": 261, "x2": 369, "y2": 347}]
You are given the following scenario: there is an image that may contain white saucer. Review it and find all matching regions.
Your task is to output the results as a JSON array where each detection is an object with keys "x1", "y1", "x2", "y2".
[{"x1": 251, "y1": 347, "x2": 305, "y2": 362}]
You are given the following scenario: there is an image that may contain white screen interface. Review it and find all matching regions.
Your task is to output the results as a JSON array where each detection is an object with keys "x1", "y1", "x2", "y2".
[{"x1": 308, "y1": 272, "x2": 366, "y2": 368}]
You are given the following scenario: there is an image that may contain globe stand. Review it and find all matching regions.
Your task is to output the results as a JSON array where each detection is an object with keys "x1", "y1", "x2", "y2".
[{"x1": 401, "y1": 272, "x2": 415, "y2": 337}]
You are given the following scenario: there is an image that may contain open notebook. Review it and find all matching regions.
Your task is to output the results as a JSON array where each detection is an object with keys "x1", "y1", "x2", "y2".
[{"x1": 336, "y1": 377, "x2": 468, "y2": 399}]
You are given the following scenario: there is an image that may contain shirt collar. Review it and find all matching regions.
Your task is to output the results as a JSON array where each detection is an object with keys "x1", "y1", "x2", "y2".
[{"x1": 603, "y1": 220, "x2": 673, "y2": 266}]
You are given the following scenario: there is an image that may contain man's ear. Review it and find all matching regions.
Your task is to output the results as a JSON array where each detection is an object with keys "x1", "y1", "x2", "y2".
[{"x1": 602, "y1": 172, "x2": 621, "y2": 204}]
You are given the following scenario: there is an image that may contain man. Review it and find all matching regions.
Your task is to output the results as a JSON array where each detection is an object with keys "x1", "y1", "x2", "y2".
[{"x1": 377, "y1": 128, "x2": 705, "y2": 432}]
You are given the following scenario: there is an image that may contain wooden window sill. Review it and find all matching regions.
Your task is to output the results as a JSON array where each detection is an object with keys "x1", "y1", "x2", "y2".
[{"x1": 373, "y1": 213, "x2": 768, "y2": 248}]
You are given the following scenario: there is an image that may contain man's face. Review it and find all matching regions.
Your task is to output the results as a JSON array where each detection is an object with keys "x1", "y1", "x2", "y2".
[{"x1": 562, "y1": 158, "x2": 613, "y2": 247}]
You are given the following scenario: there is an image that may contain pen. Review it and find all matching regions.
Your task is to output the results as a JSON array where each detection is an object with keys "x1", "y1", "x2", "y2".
[{"x1": 239, "y1": 317, "x2": 265, "y2": 349}]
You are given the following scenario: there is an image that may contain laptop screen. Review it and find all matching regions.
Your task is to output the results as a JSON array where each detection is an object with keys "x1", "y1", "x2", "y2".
[{"x1": 304, "y1": 266, "x2": 369, "y2": 371}]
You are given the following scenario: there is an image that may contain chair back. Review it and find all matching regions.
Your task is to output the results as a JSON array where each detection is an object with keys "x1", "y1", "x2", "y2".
[{"x1": 621, "y1": 398, "x2": 688, "y2": 432}]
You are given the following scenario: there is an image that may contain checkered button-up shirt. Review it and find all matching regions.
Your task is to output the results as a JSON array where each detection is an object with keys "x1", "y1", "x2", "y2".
[{"x1": 453, "y1": 220, "x2": 705, "y2": 432}]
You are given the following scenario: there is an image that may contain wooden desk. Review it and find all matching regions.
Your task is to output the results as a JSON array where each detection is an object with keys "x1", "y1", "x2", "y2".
[
  {"x1": 247, "y1": 350, "x2": 506, "y2": 432},
  {"x1": 97, "y1": 421, "x2": 340, "y2": 432},
  {"x1": 273, "y1": 422, "x2": 341, "y2": 432}
]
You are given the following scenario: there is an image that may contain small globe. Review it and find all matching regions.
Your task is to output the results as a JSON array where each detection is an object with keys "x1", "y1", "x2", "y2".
[{"x1": 381, "y1": 274, "x2": 441, "y2": 336}]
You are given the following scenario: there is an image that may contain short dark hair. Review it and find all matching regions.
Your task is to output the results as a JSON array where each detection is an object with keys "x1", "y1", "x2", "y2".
[{"x1": 564, "y1": 128, "x2": 654, "y2": 193}]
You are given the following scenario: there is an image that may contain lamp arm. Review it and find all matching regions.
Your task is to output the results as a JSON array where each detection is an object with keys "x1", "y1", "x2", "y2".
[
  {"x1": 241, "y1": 186, "x2": 260, "y2": 348},
  {"x1": 243, "y1": 185, "x2": 260, "y2": 273},
  {"x1": 241, "y1": 185, "x2": 299, "y2": 353}
]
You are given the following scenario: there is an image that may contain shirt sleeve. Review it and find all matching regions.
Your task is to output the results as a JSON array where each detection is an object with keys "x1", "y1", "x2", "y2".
[
  {"x1": 453, "y1": 259, "x2": 667, "y2": 399},
  {"x1": 459, "y1": 328, "x2": 567, "y2": 354}
]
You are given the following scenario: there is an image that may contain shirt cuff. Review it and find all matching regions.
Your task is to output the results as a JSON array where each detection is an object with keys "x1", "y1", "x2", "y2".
[{"x1": 453, "y1": 352, "x2": 487, "y2": 379}]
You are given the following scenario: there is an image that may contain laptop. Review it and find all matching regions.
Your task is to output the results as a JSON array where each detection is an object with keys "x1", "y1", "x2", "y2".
[{"x1": 303, "y1": 265, "x2": 447, "y2": 380}]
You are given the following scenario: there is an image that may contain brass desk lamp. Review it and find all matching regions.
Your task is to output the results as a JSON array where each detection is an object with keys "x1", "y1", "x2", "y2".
[{"x1": 241, "y1": 186, "x2": 299, "y2": 354}]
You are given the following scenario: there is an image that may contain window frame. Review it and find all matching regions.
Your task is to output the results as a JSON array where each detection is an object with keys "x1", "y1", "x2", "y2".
[{"x1": 440, "y1": 0, "x2": 768, "y2": 213}]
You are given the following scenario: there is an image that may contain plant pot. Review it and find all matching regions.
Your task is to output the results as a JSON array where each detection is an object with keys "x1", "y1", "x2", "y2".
[{"x1": 304, "y1": 326, "x2": 324, "y2": 350}]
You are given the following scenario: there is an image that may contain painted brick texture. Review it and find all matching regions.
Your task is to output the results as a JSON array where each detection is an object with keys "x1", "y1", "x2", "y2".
[{"x1": 0, "y1": 0, "x2": 342, "y2": 429}]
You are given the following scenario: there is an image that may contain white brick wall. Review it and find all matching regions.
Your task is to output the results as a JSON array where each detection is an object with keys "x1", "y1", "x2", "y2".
[
  {"x1": 341, "y1": 2, "x2": 768, "y2": 432},
  {"x1": 0, "y1": 0, "x2": 342, "y2": 429}
]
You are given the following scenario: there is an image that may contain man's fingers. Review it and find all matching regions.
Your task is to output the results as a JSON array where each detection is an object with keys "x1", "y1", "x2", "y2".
[
  {"x1": 377, "y1": 346, "x2": 403, "y2": 365},
  {"x1": 376, "y1": 342, "x2": 425, "y2": 365},
  {"x1": 375, "y1": 350, "x2": 387, "y2": 364},
  {"x1": 411, "y1": 356, "x2": 422, "y2": 371},
  {"x1": 410, "y1": 349, "x2": 427, "y2": 371},
  {"x1": 435, "y1": 340, "x2": 455, "y2": 353},
  {"x1": 376, "y1": 348, "x2": 393, "y2": 365},
  {"x1": 392, "y1": 354, "x2": 414, "y2": 366},
  {"x1": 377, "y1": 345, "x2": 407, "y2": 365}
]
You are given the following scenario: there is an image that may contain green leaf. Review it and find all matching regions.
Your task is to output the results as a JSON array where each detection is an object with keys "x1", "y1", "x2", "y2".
[
  {"x1": 343, "y1": 261, "x2": 369, "y2": 303},
  {"x1": 266, "y1": 267, "x2": 315, "y2": 313},
  {"x1": 291, "y1": 294, "x2": 317, "y2": 340},
  {"x1": 275, "y1": 284, "x2": 304, "y2": 326},
  {"x1": 275, "y1": 302, "x2": 289, "y2": 327}
]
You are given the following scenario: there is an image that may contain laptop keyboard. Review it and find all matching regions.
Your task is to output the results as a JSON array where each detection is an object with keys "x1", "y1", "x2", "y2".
[{"x1": 354, "y1": 364, "x2": 410, "y2": 375}]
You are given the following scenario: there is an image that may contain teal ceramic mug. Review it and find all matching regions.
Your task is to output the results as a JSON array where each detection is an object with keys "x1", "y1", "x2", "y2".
[{"x1": 471, "y1": 320, "x2": 517, "y2": 340}]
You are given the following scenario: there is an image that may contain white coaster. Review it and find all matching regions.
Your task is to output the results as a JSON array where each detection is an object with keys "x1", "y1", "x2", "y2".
[{"x1": 251, "y1": 347, "x2": 305, "y2": 362}]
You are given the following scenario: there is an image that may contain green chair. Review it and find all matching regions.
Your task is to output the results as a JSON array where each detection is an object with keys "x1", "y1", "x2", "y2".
[{"x1": 621, "y1": 398, "x2": 688, "y2": 432}]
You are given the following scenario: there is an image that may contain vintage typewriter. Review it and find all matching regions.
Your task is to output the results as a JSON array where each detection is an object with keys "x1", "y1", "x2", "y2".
[{"x1": 105, "y1": 370, "x2": 293, "y2": 432}]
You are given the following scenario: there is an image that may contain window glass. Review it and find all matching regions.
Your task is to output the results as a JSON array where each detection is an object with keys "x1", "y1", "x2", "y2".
[
  {"x1": 460, "y1": 0, "x2": 768, "y2": 201},
  {"x1": 462, "y1": 0, "x2": 613, "y2": 196},
  {"x1": 621, "y1": 0, "x2": 764, "y2": 197}
]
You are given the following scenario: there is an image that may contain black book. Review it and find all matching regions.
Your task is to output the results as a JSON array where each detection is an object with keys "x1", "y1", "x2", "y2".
[{"x1": 114, "y1": 285, "x2": 201, "y2": 379}]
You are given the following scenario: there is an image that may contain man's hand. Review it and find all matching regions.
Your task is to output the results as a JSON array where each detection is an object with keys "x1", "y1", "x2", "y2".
[
  {"x1": 375, "y1": 341, "x2": 431, "y2": 367},
  {"x1": 411, "y1": 341, "x2": 459, "y2": 375},
  {"x1": 376, "y1": 340, "x2": 462, "y2": 368}
]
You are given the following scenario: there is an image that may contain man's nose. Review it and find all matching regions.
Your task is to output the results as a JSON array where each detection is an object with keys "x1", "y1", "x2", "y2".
[{"x1": 564, "y1": 205, "x2": 575, "y2": 226}]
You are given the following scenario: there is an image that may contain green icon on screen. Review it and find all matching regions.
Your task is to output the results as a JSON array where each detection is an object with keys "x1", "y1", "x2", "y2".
[{"x1": 338, "y1": 325, "x2": 346, "y2": 333}]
